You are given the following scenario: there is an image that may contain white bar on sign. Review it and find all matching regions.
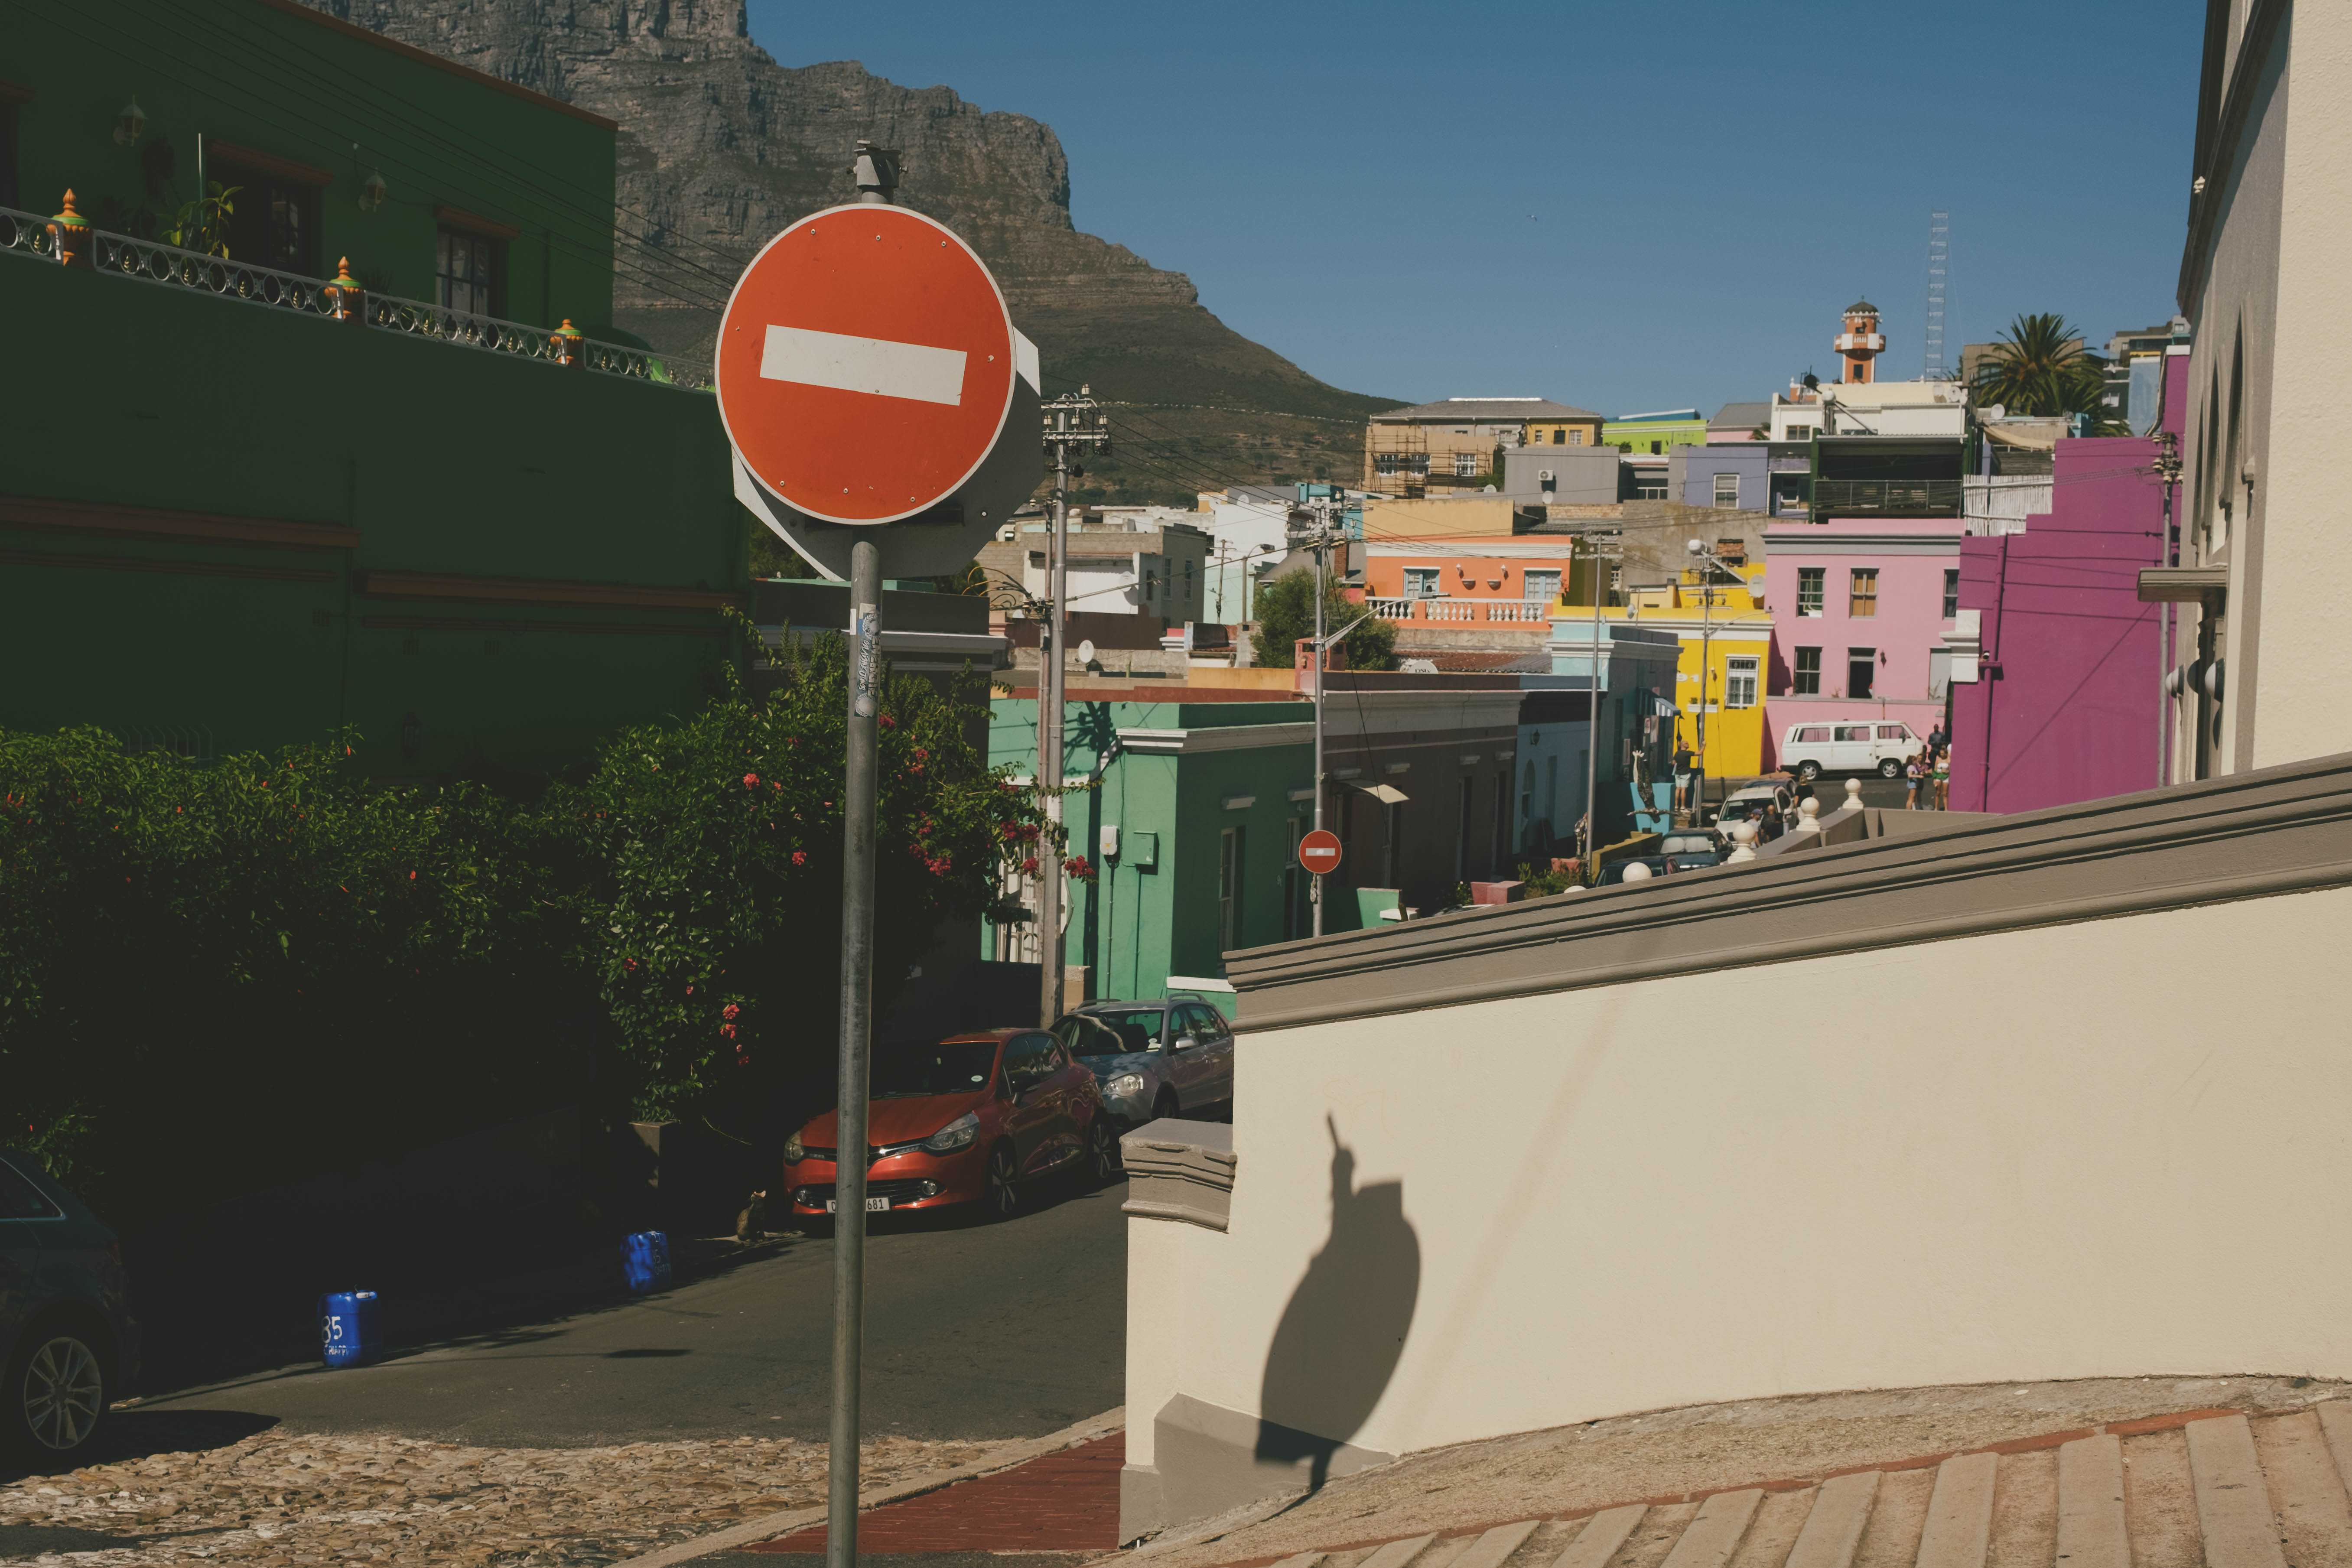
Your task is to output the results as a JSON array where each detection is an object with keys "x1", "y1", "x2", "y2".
[{"x1": 760, "y1": 324, "x2": 966, "y2": 406}]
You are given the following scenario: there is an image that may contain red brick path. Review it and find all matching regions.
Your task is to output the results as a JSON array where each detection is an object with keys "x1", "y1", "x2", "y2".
[{"x1": 752, "y1": 1433, "x2": 1125, "y2": 1554}]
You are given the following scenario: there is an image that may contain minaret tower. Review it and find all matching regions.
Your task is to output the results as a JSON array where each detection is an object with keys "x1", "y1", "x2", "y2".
[{"x1": 1835, "y1": 300, "x2": 1885, "y2": 383}]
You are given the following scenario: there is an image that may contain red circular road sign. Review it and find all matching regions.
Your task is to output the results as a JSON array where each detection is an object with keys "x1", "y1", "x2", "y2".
[
  {"x1": 1297, "y1": 829, "x2": 1343, "y2": 876},
  {"x1": 716, "y1": 204, "x2": 1017, "y2": 526}
]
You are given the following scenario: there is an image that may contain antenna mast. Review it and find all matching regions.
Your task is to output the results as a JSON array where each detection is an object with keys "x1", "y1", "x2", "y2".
[{"x1": 1923, "y1": 209, "x2": 1949, "y2": 379}]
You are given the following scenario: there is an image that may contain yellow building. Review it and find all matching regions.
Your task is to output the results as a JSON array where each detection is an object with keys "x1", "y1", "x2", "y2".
[{"x1": 1608, "y1": 565, "x2": 1773, "y2": 780}]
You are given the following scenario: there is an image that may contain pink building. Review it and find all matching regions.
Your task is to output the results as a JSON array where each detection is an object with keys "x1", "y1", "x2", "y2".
[{"x1": 1760, "y1": 519, "x2": 1963, "y2": 768}]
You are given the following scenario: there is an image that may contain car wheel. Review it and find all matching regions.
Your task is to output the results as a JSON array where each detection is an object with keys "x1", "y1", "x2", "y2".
[
  {"x1": 1084, "y1": 1116, "x2": 1123, "y2": 1187},
  {"x1": 981, "y1": 1143, "x2": 1020, "y2": 1223},
  {"x1": 1878, "y1": 757, "x2": 1903, "y2": 779},
  {"x1": 7, "y1": 1325, "x2": 109, "y2": 1460},
  {"x1": 1795, "y1": 759, "x2": 1822, "y2": 782}
]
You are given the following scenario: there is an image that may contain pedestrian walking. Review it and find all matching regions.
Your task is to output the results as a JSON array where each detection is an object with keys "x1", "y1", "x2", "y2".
[
  {"x1": 1932, "y1": 745, "x2": 1952, "y2": 810},
  {"x1": 1673, "y1": 744, "x2": 1696, "y2": 814},
  {"x1": 1903, "y1": 751, "x2": 1923, "y2": 809}
]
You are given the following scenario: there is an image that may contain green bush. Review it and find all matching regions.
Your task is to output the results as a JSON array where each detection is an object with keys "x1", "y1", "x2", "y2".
[
  {"x1": 0, "y1": 726, "x2": 580, "y2": 1218},
  {"x1": 559, "y1": 638, "x2": 1036, "y2": 1122},
  {"x1": 0, "y1": 635, "x2": 1038, "y2": 1219},
  {"x1": 1248, "y1": 569, "x2": 1398, "y2": 671}
]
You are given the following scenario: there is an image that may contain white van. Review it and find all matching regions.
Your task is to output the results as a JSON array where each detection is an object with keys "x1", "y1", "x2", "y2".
[{"x1": 1779, "y1": 720, "x2": 1924, "y2": 780}]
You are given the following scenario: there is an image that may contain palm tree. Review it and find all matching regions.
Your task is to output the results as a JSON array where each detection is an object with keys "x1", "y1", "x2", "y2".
[{"x1": 1971, "y1": 313, "x2": 2120, "y2": 430}]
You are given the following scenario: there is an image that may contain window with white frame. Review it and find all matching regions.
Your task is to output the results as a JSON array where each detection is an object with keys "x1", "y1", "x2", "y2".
[
  {"x1": 1712, "y1": 474, "x2": 1740, "y2": 508},
  {"x1": 1453, "y1": 450, "x2": 1480, "y2": 477},
  {"x1": 1724, "y1": 655, "x2": 1759, "y2": 708},
  {"x1": 1797, "y1": 566, "x2": 1825, "y2": 616}
]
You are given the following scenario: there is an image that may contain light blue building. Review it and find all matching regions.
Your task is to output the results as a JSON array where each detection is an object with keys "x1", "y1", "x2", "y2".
[{"x1": 1544, "y1": 621, "x2": 1680, "y2": 841}]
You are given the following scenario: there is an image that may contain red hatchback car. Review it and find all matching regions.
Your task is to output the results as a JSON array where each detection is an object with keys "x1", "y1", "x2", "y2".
[{"x1": 784, "y1": 1028, "x2": 1120, "y2": 1225}]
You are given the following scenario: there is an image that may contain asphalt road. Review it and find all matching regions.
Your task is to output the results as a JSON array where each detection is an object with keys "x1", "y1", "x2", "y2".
[{"x1": 131, "y1": 1179, "x2": 1129, "y2": 1448}]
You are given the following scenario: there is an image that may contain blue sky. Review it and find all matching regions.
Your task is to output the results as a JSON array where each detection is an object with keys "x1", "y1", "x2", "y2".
[{"x1": 748, "y1": 0, "x2": 2204, "y2": 416}]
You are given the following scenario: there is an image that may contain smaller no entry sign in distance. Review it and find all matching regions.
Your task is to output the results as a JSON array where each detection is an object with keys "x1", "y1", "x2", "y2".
[
  {"x1": 716, "y1": 204, "x2": 1017, "y2": 525},
  {"x1": 1297, "y1": 829, "x2": 1342, "y2": 876}
]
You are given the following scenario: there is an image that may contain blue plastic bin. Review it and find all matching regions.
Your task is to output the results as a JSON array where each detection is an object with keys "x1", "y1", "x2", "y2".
[
  {"x1": 318, "y1": 1290, "x2": 381, "y2": 1368},
  {"x1": 622, "y1": 1230, "x2": 671, "y2": 1294}
]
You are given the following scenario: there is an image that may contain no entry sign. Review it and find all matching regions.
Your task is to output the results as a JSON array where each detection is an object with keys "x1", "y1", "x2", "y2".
[
  {"x1": 716, "y1": 204, "x2": 1018, "y2": 526},
  {"x1": 1298, "y1": 829, "x2": 1342, "y2": 876}
]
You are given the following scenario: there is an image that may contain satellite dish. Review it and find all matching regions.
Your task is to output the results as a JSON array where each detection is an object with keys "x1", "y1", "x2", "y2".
[{"x1": 1077, "y1": 638, "x2": 1097, "y2": 665}]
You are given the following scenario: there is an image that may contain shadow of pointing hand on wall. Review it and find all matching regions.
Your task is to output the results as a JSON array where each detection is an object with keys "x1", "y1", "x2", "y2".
[{"x1": 1254, "y1": 1116, "x2": 1420, "y2": 1495}]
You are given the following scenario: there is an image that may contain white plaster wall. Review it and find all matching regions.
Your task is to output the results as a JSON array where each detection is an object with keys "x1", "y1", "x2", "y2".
[
  {"x1": 1143, "y1": 885, "x2": 2352, "y2": 1462},
  {"x1": 2179, "y1": 5, "x2": 2352, "y2": 776},
  {"x1": 2248, "y1": 4, "x2": 2352, "y2": 766}
]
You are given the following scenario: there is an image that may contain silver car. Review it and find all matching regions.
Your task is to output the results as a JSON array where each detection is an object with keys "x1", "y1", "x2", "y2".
[{"x1": 1049, "y1": 998, "x2": 1236, "y2": 1129}]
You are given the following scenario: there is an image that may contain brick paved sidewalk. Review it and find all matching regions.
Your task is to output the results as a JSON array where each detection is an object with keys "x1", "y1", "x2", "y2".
[{"x1": 751, "y1": 1433, "x2": 1123, "y2": 1554}]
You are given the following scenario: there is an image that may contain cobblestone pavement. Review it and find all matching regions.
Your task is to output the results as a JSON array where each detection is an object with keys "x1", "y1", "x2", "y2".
[{"x1": 0, "y1": 1418, "x2": 992, "y2": 1566}]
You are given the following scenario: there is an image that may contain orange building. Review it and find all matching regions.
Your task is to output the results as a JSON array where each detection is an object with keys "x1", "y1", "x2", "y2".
[{"x1": 1360, "y1": 540, "x2": 1591, "y2": 628}]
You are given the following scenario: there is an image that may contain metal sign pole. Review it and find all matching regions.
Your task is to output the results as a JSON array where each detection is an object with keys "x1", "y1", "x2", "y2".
[
  {"x1": 828, "y1": 140, "x2": 895, "y2": 1568},
  {"x1": 829, "y1": 535, "x2": 882, "y2": 1568}
]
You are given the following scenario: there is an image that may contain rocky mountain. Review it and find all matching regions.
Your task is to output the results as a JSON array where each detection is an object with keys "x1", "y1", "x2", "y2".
[{"x1": 303, "y1": 0, "x2": 1392, "y2": 503}]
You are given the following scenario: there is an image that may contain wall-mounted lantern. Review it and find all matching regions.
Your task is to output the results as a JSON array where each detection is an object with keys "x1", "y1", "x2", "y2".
[
  {"x1": 114, "y1": 97, "x2": 146, "y2": 145},
  {"x1": 359, "y1": 169, "x2": 387, "y2": 212}
]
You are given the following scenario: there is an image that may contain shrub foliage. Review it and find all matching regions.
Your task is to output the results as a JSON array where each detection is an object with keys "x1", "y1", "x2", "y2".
[{"x1": 0, "y1": 637, "x2": 1036, "y2": 1218}]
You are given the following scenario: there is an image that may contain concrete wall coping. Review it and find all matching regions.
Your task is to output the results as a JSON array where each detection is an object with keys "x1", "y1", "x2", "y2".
[
  {"x1": 1120, "y1": 1119, "x2": 1237, "y2": 1232},
  {"x1": 1224, "y1": 750, "x2": 2352, "y2": 1032}
]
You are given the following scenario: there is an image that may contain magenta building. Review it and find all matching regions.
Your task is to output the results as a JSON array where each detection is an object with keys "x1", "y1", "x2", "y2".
[
  {"x1": 1944, "y1": 370, "x2": 2182, "y2": 812},
  {"x1": 1760, "y1": 519, "x2": 1964, "y2": 769}
]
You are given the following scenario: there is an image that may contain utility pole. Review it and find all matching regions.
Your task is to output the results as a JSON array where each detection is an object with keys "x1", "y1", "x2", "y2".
[
  {"x1": 1035, "y1": 387, "x2": 1108, "y2": 1029},
  {"x1": 2152, "y1": 428, "x2": 2182, "y2": 787},
  {"x1": 1684, "y1": 540, "x2": 1743, "y2": 823},
  {"x1": 1298, "y1": 496, "x2": 1364, "y2": 936},
  {"x1": 1568, "y1": 527, "x2": 1622, "y2": 879}
]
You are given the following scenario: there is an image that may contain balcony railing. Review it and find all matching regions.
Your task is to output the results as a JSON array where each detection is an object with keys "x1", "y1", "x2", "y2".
[
  {"x1": 1810, "y1": 478, "x2": 1962, "y2": 515},
  {"x1": 1, "y1": 205, "x2": 707, "y2": 392},
  {"x1": 1365, "y1": 596, "x2": 1558, "y2": 624}
]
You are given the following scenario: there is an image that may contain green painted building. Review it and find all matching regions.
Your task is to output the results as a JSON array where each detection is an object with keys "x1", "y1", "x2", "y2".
[
  {"x1": 986, "y1": 678, "x2": 1540, "y2": 1001},
  {"x1": 1601, "y1": 408, "x2": 1708, "y2": 455},
  {"x1": 989, "y1": 696, "x2": 1318, "y2": 1002},
  {"x1": 0, "y1": 0, "x2": 744, "y2": 776}
]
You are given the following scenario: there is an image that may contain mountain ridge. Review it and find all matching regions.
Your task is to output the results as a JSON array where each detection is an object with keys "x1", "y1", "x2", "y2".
[{"x1": 299, "y1": 0, "x2": 1393, "y2": 500}]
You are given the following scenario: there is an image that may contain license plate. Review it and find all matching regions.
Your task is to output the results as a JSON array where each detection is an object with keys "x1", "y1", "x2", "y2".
[{"x1": 826, "y1": 1197, "x2": 891, "y2": 1213}]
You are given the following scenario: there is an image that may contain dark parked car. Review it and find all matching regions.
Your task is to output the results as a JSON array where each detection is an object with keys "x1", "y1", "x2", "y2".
[
  {"x1": 1050, "y1": 997, "x2": 1237, "y2": 1129},
  {"x1": 783, "y1": 1028, "x2": 1120, "y2": 1225},
  {"x1": 1, "y1": 1151, "x2": 139, "y2": 1460}
]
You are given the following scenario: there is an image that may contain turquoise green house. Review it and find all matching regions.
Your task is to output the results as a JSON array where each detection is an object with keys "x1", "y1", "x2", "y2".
[
  {"x1": 988, "y1": 696, "x2": 1326, "y2": 1002},
  {"x1": 1, "y1": 0, "x2": 742, "y2": 777}
]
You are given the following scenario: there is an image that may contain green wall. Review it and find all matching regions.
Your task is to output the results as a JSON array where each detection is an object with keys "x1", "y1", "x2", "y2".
[
  {"x1": 3, "y1": 248, "x2": 741, "y2": 776},
  {"x1": 989, "y1": 698, "x2": 1318, "y2": 1001},
  {"x1": 9, "y1": 0, "x2": 619, "y2": 332},
  {"x1": 1601, "y1": 416, "x2": 1708, "y2": 454}
]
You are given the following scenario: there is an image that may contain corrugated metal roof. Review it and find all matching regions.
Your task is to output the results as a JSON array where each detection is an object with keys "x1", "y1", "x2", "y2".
[
  {"x1": 1708, "y1": 401, "x2": 1772, "y2": 429},
  {"x1": 1372, "y1": 397, "x2": 1604, "y2": 423}
]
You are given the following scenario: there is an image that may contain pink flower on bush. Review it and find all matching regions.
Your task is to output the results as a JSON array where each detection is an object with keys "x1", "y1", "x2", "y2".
[
  {"x1": 1063, "y1": 856, "x2": 1095, "y2": 880},
  {"x1": 722, "y1": 1003, "x2": 741, "y2": 1020},
  {"x1": 743, "y1": 773, "x2": 760, "y2": 788},
  {"x1": 719, "y1": 1021, "x2": 738, "y2": 1040},
  {"x1": 791, "y1": 850, "x2": 807, "y2": 866},
  {"x1": 1020, "y1": 856, "x2": 1039, "y2": 875}
]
